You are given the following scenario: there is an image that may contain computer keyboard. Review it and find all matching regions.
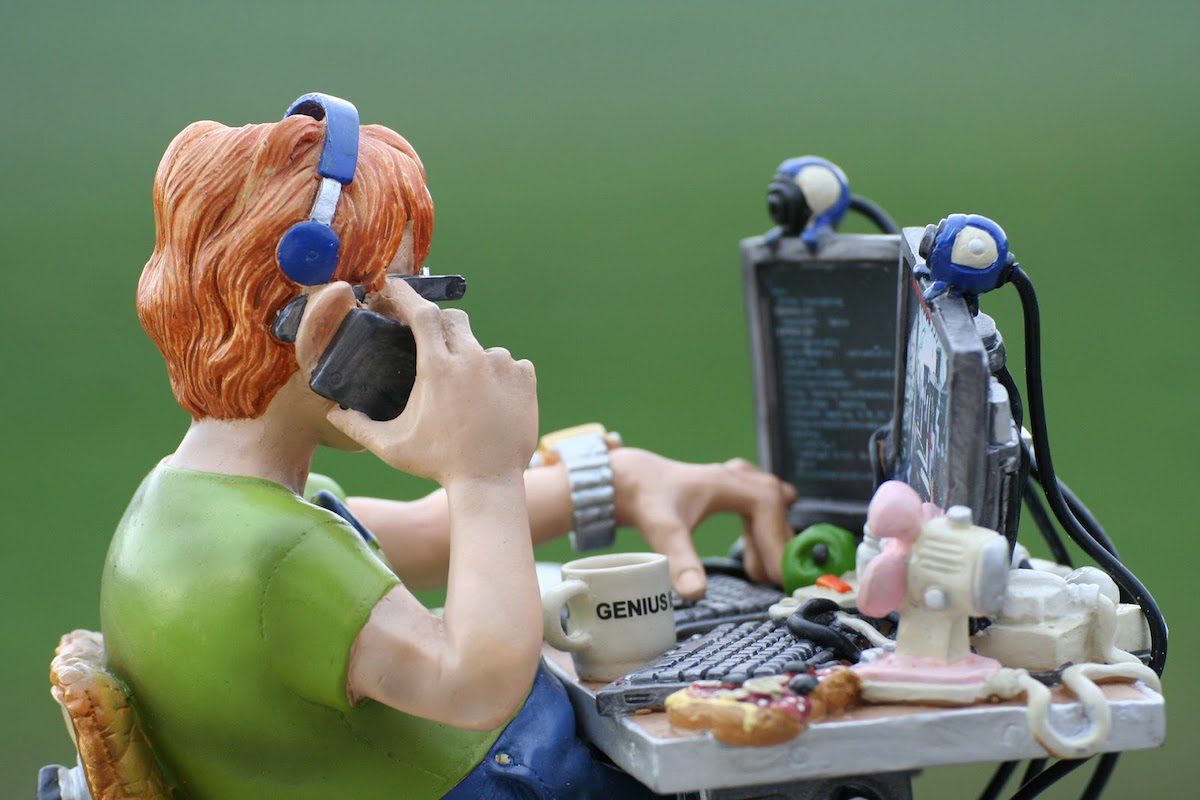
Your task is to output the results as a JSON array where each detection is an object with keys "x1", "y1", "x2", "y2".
[
  {"x1": 673, "y1": 573, "x2": 785, "y2": 637},
  {"x1": 596, "y1": 619, "x2": 842, "y2": 715}
]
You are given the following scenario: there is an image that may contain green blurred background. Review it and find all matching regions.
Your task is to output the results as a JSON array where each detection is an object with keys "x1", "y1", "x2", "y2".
[{"x1": 3, "y1": 1, "x2": 1196, "y2": 796}]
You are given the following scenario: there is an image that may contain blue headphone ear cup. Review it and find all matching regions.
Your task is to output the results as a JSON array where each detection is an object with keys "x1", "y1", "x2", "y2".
[{"x1": 277, "y1": 220, "x2": 341, "y2": 285}]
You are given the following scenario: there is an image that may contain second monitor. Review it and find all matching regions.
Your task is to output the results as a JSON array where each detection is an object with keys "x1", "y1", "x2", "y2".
[{"x1": 889, "y1": 227, "x2": 1021, "y2": 534}]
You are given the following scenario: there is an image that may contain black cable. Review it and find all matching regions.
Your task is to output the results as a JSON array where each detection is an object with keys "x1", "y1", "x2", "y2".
[
  {"x1": 995, "y1": 364, "x2": 1076, "y2": 567},
  {"x1": 979, "y1": 761, "x2": 1020, "y2": 800},
  {"x1": 1025, "y1": 449, "x2": 1121, "y2": 560},
  {"x1": 1060, "y1": 475, "x2": 1120, "y2": 560},
  {"x1": 1079, "y1": 753, "x2": 1119, "y2": 800},
  {"x1": 787, "y1": 600, "x2": 861, "y2": 662},
  {"x1": 1009, "y1": 265, "x2": 1167, "y2": 676},
  {"x1": 1023, "y1": 481, "x2": 1074, "y2": 567},
  {"x1": 1025, "y1": 442, "x2": 1129, "y2": 602},
  {"x1": 995, "y1": 365, "x2": 1027, "y2": 549},
  {"x1": 994, "y1": 305, "x2": 1115, "y2": 568},
  {"x1": 1022, "y1": 759, "x2": 1048, "y2": 787},
  {"x1": 996, "y1": 365, "x2": 1024, "y2": 431},
  {"x1": 848, "y1": 194, "x2": 899, "y2": 234},
  {"x1": 1008, "y1": 759, "x2": 1089, "y2": 800}
]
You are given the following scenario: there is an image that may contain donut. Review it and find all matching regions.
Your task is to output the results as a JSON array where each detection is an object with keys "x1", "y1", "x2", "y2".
[{"x1": 664, "y1": 669, "x2": 860, "y2": 747}]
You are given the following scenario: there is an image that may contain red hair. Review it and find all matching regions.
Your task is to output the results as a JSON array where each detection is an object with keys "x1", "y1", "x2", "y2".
[{"x1": 137, "y1": 115, "x2": 433, "y2": 419}]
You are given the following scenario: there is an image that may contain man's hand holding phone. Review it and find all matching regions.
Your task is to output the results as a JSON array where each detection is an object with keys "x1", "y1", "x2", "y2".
[{"x1": 296, "y1": 279, "x2": 539, "y2": 488}]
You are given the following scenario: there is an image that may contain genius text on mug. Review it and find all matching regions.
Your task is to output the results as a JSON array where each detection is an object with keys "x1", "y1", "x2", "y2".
[{"x1": 596, "y1": 593, "x2": 671, "y2": 621}]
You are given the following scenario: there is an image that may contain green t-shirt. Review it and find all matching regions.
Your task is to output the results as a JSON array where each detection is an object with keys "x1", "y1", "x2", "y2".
[{"x1": 100, "y1": 463, "x2": 500, "y2": 799}]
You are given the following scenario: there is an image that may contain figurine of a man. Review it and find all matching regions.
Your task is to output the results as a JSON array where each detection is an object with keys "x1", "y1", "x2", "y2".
[{"x1": 102, "y1": 97, "x2": 795, "y2": 798}]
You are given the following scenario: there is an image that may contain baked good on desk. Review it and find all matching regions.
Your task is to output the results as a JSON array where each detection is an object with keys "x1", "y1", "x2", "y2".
[{"x1": 664, "y1": 668, "x2": 860, "y2": 747}]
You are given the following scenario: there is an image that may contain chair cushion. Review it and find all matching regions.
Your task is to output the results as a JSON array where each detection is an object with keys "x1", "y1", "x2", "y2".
[{"x1": 50, "y1": 630, "x2": 171, "y2": 800}]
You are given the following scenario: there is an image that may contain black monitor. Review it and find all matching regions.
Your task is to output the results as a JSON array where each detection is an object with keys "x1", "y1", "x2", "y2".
[
  {"x1": 741, "y1": 232, "x2": 901, "y2": 532},
  {"x1": 889, "y1": 228, "x2": 1021, "y2": 533}
]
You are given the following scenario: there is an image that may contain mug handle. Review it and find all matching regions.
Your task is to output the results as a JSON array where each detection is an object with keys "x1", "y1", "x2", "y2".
[{"x1": 541, "y1": 579, "x2": 592, "y2": 653}]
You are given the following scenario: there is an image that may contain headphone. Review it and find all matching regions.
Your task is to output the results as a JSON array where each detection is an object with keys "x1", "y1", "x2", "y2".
[
  {"x1": 917, "y1": 213, "x2": 1011, "y2": 298},
  {"x1": 766, "y1": 156, "x2": 851, "y2": 251},
  {"x1": 276, "y1": 92, "x2": 361, "y2": 286}
]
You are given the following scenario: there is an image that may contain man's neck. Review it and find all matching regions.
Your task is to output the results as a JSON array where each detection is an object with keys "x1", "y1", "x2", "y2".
[{"x1": 169, "y1": 408, "x2": 319, "y2": 495}]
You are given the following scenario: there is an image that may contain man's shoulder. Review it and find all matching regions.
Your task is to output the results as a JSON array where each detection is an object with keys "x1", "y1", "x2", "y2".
[
  {"x1": 106, "y1": 464, "x2": 353, "y2": 586},
  {"x1": 101, "y1": 464, "x2": 385, "y2": 647},
  {"x1": 131, "y1": 462, "x2": 333, "y2": 526}
]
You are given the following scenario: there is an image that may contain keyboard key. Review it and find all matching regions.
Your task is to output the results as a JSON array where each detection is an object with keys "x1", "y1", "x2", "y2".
[{"x1": 672, "y1": 575, "x2": 784, "y2": 636}]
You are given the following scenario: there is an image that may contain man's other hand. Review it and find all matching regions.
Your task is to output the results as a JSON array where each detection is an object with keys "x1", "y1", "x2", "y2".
[{"x1": 610, "y1": 449, "x2": 796, "y2": 601}]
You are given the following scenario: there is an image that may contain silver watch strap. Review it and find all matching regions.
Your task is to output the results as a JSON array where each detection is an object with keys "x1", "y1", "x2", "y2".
[{"x1": 553, "y1": 433, "x2": 616, "y2": 552}]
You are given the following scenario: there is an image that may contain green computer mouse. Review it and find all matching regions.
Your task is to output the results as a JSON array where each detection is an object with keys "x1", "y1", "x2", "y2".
[{"x1": 781, "y1": 524, "x2": 857, "y2": 594}]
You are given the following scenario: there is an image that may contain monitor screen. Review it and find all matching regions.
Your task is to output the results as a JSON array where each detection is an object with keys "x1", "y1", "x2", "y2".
[
  {"x1": 895, "y1": 274, "x2": 955, "y2": 505},
  {"x1": 741, "y1": 233, "x2": 900, "y2": 529}
]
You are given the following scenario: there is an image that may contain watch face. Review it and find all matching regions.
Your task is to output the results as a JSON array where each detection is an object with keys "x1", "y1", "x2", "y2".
[
  {"x1": 555, "y1": 434, "x2": 608, "y2": 461},
  {"x1": 541, "y1": 424, "x2": 608, "y2": 453}
]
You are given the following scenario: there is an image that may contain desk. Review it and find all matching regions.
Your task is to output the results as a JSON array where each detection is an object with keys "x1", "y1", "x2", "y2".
[{"x1": 543, "y1": 646, "x2": 1165, "y2": 798}]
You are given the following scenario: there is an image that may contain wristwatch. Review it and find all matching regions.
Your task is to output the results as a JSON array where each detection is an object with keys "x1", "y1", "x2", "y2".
[{"x1": 531, "y1": 423, "x2": 623, "y2": 552}]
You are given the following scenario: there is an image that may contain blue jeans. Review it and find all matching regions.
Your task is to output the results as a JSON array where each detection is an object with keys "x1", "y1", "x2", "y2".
[{"x1": 443, "y1": 663, "x2": 658, "y2": 799}]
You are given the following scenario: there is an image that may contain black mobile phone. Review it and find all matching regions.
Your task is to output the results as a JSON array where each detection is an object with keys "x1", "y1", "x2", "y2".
[{"x1": 272, "y1": 274, "x2": 467, "y2": 421}]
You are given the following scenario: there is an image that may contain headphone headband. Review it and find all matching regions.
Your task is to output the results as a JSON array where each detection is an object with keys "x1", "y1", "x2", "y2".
[
  {"x1": 284, "y1": 93, "x2": 360, "y2": 185},
  {"x1": 276, "y1": 92, "x2": 361, "y2": 285}
]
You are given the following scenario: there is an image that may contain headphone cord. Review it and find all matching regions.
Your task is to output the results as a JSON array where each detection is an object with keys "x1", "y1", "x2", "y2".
[
  {"x1": 1009, "y1": 265, "x2": 1167, "y2": 676},
  {"x1": 848, "y1": 194, "x2": 899, "y2": 234}
]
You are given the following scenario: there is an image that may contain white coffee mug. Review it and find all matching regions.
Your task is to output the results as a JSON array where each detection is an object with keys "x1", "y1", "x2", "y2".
[{"x1": 541, "y1": 552, "x2": 676, "y2": 681}]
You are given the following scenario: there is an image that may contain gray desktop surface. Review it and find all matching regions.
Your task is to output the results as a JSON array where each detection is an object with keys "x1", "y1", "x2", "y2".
[{"x1": 543, "y1": 646, "x2": 1165, "y2": 795}]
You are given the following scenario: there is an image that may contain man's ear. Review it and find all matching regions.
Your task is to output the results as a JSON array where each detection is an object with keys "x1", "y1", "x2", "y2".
[
  {"x1": 294, "y1": 282, "x2": 358, "y2": 378},
  {"x1": 386, "y1": 221, "x2": 417, "y2": 276}
]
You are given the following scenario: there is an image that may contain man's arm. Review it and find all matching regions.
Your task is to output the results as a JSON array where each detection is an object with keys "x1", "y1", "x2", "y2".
[
  {"x1": 295, "y1": 280, "x2": 543, "y2": 729},
  {"x1": 348, "y1": 462, "x2": 570, "y2": 590},
  {"x1": 348, "y1": 478, "x2": 540, "y2": 730},
  {"x1": 350, "y1": 448, "x2": 797, "y2": 599}
]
